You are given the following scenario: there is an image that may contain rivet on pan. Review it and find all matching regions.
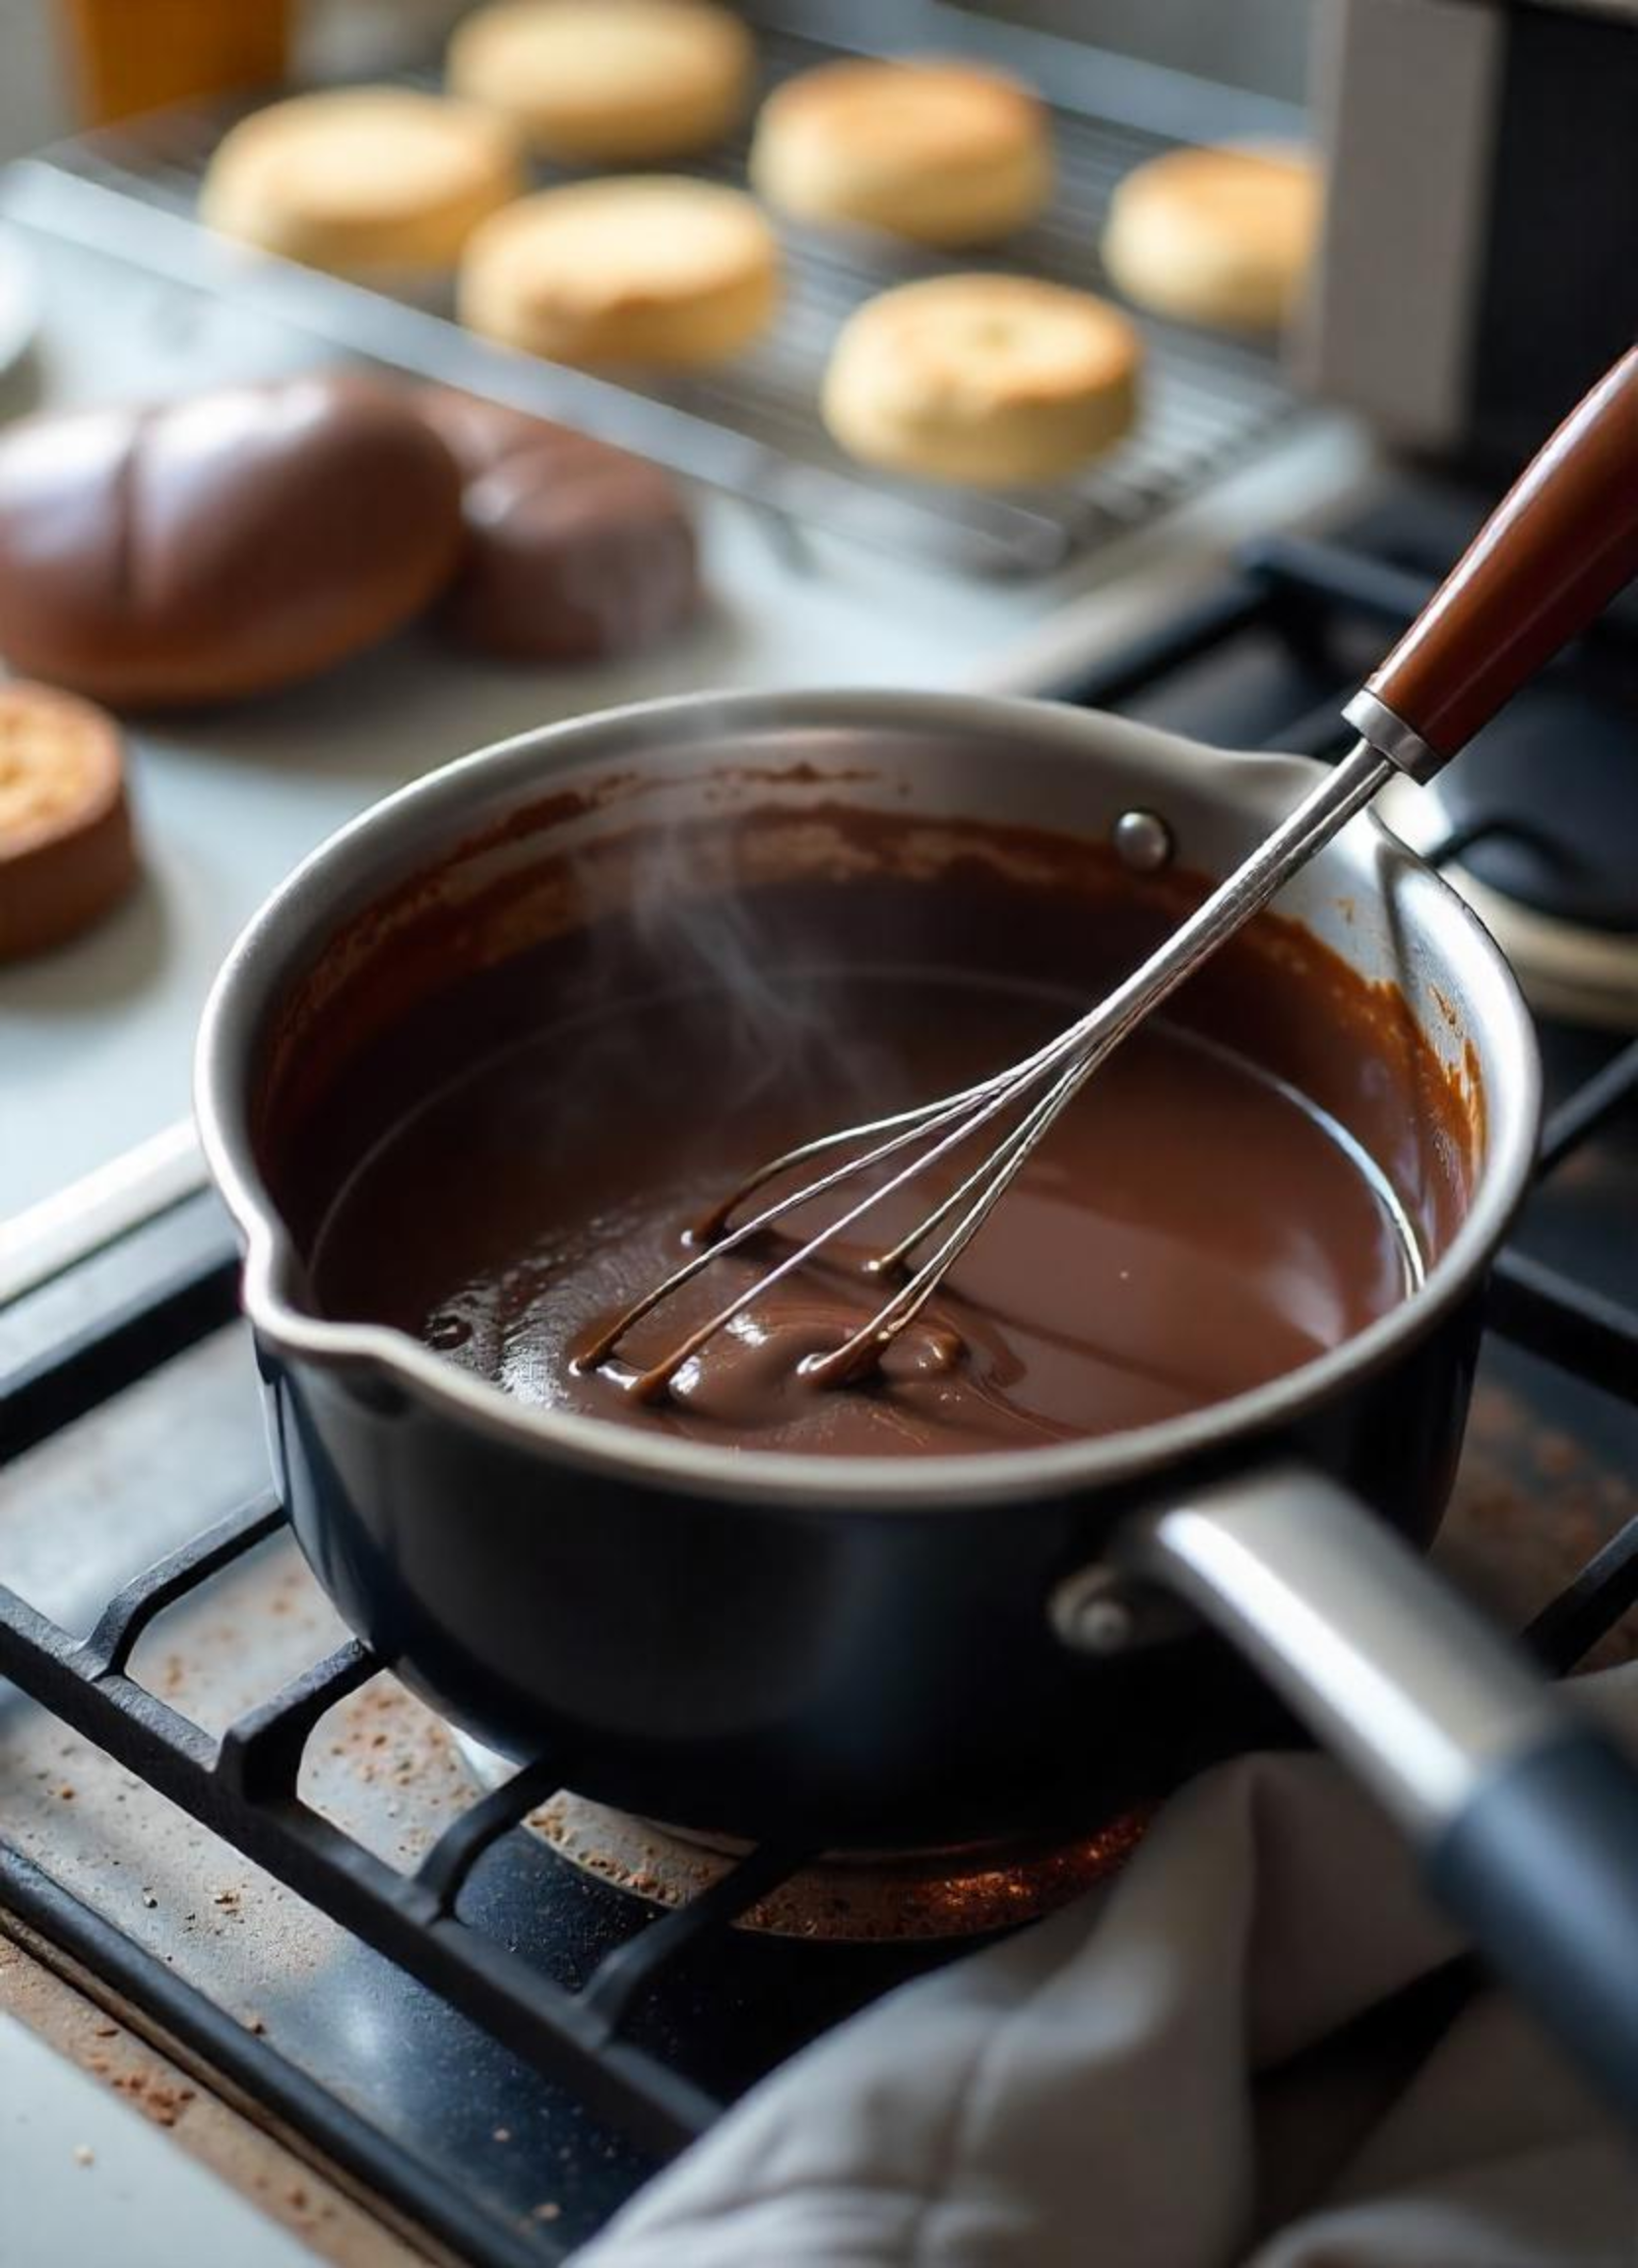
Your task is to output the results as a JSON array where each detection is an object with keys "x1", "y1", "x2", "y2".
[
  {"x1": 1049, "y1": 1569, "x2": 1137, "y2": 1657},
  {"x1": 1112, "y1": 810, "x2": 1174, "y2": 874}
]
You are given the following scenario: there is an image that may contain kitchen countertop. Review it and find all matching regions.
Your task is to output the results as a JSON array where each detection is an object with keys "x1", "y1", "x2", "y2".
[
  {"x1": 0, "y1": 2010, "x2": 324, "y2": 2268},
  {"x1": 0, "y1": 1926, "x2": 420, "y2": 2268}
]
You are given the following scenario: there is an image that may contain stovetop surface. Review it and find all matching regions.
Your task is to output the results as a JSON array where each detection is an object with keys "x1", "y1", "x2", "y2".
[{"x1": 3, "y1": 494, "x2": 1637, "y2": 2268}]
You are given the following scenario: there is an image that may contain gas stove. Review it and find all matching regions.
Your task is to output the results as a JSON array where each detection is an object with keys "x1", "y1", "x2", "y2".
[
  {"x1": 1047, "y1": 481, "x2": 1638, "y2": 1031},
  {"x1": 3, "y1": 491, "x2": 1636, "y2": 2264}
]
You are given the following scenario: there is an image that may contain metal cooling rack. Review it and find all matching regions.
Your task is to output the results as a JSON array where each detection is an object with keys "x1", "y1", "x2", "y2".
[{"x1": 5, "y1": 0, "x2": 1311, "y2": 576}]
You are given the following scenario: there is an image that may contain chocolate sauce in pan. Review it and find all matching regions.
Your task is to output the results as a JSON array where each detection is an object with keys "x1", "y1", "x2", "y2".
[{"x1": 301, "y1": 842, "x2": 1457, "y2": 1459}]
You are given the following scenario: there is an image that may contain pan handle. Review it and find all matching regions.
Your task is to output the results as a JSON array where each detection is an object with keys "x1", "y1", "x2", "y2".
[{"x1": 1102, "y1": 1465, "x2": 1638, "y2": 2125}]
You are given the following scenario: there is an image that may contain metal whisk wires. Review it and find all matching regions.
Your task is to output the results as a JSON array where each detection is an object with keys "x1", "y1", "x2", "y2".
[{"x1": 578, "y1": 742, "x2": 1392, "y2": 1400}]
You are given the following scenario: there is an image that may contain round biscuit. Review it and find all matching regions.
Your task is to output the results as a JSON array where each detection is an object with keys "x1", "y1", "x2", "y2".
[
  {"x1": 200, "y1": 87, "x2": 526, "y2": 279},
  {"x1": 458, "y1": 177, "x2": 779, "y2": 369},
  {"x1": 751, "y1": 56, "x2": 1050, "y2": 246},
  {"x1": 448, "y1": 0, "x2": 753, "y2": 162},
  {"x1": 1101, "y1": 142, "x2": 1322, "y2": 330},
  {"x1": 822, "y1": 274, "x2": 1140, "y2": 485}
]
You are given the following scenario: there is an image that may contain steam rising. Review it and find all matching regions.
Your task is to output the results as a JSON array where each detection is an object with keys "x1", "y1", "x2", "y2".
[{"x1": 609, "y1": 821, "x2": 887, "y2": 1124}]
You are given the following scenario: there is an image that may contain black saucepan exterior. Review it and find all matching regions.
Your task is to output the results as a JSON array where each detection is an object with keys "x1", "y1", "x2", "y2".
[
  {"x1": 200, "y1": 693, "x2": 1534, "y2": 1853},
  {"x1": 259, "y1": 1288, "x2": 1480, "y2": 1848}
]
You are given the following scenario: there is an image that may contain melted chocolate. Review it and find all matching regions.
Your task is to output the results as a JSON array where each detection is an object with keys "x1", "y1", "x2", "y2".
[{"x1": 308, "y1": 862, "x2": 1425, "y2": 1458}]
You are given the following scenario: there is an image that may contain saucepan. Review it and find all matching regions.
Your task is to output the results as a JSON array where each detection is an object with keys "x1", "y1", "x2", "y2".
[{"x1": 197, "y1": 430, "x2": 1638, "y2": 2123}]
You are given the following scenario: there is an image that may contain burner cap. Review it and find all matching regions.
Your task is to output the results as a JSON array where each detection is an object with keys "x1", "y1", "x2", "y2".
[
  {"x1": 1427, "y1": 667, "x2": 1638, "y2": 932},
  {"x1": 449, "y1": 1731, "x2": 1145, "y2": 1941},
  {"x1": 526, "y1": 1792, "x2": 1147, "y2": 1942}
]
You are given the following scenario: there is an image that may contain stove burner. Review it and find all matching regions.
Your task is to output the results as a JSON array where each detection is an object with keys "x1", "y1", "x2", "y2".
[
  {"x1": 1063, "y1": 510, "x2": 1638, "y2": 1032},
  {"x1": 452, "y1": 1735, "x2": 1145, "y2": 1942},
  {"x1": 1383, "y1": 778, "x2": 1638, "y2": 1033},
  {"x1": 1427, "y1": 670, "x2": 1638, "y2": 934}
]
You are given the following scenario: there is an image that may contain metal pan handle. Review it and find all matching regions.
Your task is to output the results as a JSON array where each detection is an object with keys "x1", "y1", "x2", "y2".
[{"x1": 1095, "y1": 1464, "x2": 1638, "y2": 2125}]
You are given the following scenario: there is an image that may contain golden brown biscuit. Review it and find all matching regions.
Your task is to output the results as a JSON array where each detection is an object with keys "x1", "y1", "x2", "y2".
[
  {"x1": 0, "y1": 682, "x2": 137, "y2": 962},
  {"x1": 821, "y1": 274, "x2": 1140, "y2": 485},
  {"x1": 750, "y1": 56, "x2": 1050, "y2": 246},
  {"x1": 200, "y1": 87, "x2": 526, "y2": 279},
  {"x1": 458, "y1": 178, "x2": 779, "y2": 369},
  {"x1": 448, "y1": 0, "x2": 753, "y2": 162},
  {"x1": 1101, "y1": 142, "x2": 1322, "y2": 330}
]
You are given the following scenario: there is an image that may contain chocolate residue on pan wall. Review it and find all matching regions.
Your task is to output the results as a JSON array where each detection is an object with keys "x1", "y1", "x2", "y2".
[{"x1": 256, "y1": 792, "x2": 1481, "y2": 1454}]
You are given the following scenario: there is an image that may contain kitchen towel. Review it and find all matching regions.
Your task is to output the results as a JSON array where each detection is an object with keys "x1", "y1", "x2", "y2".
[{"x1": 580, "y1": 1670, "x2": 1638, "y2": 2267}]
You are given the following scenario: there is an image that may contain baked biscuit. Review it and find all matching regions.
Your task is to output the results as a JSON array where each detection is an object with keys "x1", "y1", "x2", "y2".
[
  {"x1": 1101, "y1": 142, "x2": 1321, "y2": 330},
  {"x1": 0, "y1": 682, "x2": 137, "y2": 962},
  {"x1": 822, "y1": 274, "x2": 1140, "y2": 485},
  {"x1": 448, "y1": 0, "x2": 753, "y2": 162},
  {"x1": 458, "y1": 178, "x2": 779, "y2": 368},
  {"x1": 751, "y1": 56, "x2": 1050, "y2": 246},
  {"x1": 200, "y1": 87, "x2": 525, "y2": 279}
]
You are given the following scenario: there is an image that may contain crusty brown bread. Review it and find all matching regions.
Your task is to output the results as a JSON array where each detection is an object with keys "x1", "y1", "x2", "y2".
[
  {"x1": 0, "y1": 374, "x2": 465, "y2": 707},
  {"x1": 415, "y1": 387, "x2": 701, "y2": 662}
]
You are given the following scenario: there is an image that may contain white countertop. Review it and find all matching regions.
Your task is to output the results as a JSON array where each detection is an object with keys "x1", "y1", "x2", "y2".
[{"x1": 0, "y1": 2009, "x2": 326, "y2": 2268}]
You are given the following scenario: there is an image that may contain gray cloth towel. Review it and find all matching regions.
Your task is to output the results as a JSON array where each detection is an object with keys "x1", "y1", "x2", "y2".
[{"x1": 581, "y1": 1672, "x2": 1638, "y2": 2266}]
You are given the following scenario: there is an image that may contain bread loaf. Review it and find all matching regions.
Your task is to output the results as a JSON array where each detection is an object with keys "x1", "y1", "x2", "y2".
[
  {"x1": 1101, "y1": 144, "x2": 1321, "y2": 330},
  {"x1": 415, "y1": 388, "x2": 701, "y2": 662},
  {"x1": 447, "y1": 0, "x2": 753, "y2": 163},
  {"x1": 0, "y1": 374, "x2": 464, "y2": 707}
]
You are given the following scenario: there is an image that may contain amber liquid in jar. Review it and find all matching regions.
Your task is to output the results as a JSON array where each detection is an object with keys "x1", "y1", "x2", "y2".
[{"x1": 57, "y1": 0, "x2": 291, "y2": 127}]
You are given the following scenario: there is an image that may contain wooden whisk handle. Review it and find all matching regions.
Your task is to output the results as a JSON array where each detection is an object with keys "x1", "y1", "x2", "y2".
[{"x1": 1345, "y1": 345, "x2": 1638, "y2": 780}]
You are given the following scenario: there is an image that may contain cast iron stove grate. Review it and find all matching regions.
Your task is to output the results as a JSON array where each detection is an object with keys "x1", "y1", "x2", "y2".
[{"x1": 3, "y1": 536, "x2": 1637, "y2": 2265}]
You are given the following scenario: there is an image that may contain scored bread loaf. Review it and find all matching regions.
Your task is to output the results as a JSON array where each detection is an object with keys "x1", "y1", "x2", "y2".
[{"x1": 0, "y1": 374, "x2": 465, "y2": 707}]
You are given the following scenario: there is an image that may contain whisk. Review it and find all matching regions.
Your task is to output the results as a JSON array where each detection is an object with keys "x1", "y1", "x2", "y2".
[{"x1": 581, "y1": 347, "x2": 1638, "y2": 1401}]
